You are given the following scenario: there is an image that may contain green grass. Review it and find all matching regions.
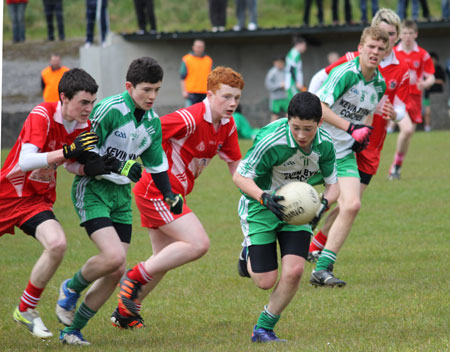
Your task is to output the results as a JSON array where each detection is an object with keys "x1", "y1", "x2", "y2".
[
  {"x1": 2, "y1": 0, "x2": 444, "y2": 42},
  {"x1": 1, "y1": 131, "x2": 449, "y2": 351}
]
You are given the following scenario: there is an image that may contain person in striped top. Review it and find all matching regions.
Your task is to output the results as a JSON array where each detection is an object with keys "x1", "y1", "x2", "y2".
[
  {"x1": 56, "y1": 57, "x2": 182, "y2": 345},
  {"x1": 309, "y1": 26, "x2": 390, "y2": 287},
  {"x1": 233, "y1": 92, "x2": 339, "y2": 342}
]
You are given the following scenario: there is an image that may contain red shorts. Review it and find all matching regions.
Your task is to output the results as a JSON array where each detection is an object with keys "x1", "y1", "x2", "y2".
[
  {"x1": 356, "y1": 148, "x2": 380, "y2": 176},
  {"x1": 406, "y1": 94, "x2": 423, "y2": 124},
  {"x1": 135, "y1": 193, "x2": 192, "y2": 229},
  {"x1": 0, "y1": 195, "x2": 54, "y2": 236}
]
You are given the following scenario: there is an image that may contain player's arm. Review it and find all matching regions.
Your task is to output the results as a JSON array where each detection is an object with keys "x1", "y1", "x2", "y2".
[
  {"x1": 227, "y1": 160, "x2": 241, "y2": 176},
  {"x1": 417, "y1": 73, "x2": 435, "y2": 91},
  {"x1": 151, "y1": 171, "x2": 183, "y2": 214},
  {"x1": 323, "y1": 182, "x2": 339, "y2": 206}
]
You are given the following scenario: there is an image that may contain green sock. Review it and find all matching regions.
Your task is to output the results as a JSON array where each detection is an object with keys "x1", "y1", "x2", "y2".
[
  {"x1": 316, "y1": 249, "x2": 337, "y2": 271},
  {"x1": 256, "y1": 305, "x2": 280, "y2": 331},
  {"x1": 64, "y1": 302, "x2": 96, "y2": 333},
  {"x1": 67, "y1": 270, "x2": 90, "y2": 293}
]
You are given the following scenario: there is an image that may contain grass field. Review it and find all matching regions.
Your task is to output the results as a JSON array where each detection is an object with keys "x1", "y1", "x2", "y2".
[
  {"x1": 0, "y1": 131, "x2": 449, "y2": 351},
  {"x1": 2, "y1": 0, "x2": 444, "y2": 42}
]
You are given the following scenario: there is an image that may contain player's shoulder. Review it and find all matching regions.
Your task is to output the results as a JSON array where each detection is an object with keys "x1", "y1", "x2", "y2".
[
  {"x1": 316, "y1": 127, "x2": 334, "y2": 145},
  {"x1": 30, "y1": 102, "x2": 56, "y2": 118}
]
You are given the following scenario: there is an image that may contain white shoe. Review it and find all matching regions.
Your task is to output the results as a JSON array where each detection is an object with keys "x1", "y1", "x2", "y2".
[
  {"x1": 218, "y1": 26, "x2": 225, "y2": 31},
  {"x1": 233, "y1": 25, "x2": 241, "y2": 31},
  {"x1": 83, "y1": 42, "x2": 92, "y2": 49},
  {"x1": 135, "y1": 29, "x2": 145, "y2": 35},
  {"x1": 212, "y1": 26, "x2": 219, "y2": 32},
  {"x1": 247, "y1": 22, "x2": 257, "y2": 30},
  {"x1": 424, "y1": 125, "x2": 431, "y2": 132},
  {"x1": 13, "y1": 306, "x2": 53, "y2": 338},
  {"x1": 60, "y1": 330, "x2": 91, "y2": 346}
]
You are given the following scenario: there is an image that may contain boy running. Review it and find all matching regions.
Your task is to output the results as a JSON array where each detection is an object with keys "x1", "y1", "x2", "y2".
[
  {"x1": 234, "y1": 92, "x2": 339, "y2": 342},
  {"x1": 56, "y1": 57, "x2": 182, "y2": 345},
  {"x1": 308, "y1": 9, "x2": 409, "y2": 262},
  {"x1": 0, "y1": 68, "x2": 99, "y2": 339},
  {"x1": 388, "y1": 19, "x2": 435, "y2": 180},
  {"x1": 309, "y1": 26, "x2": 389, "y2": 287},
  {"x1": 110, "y1": 67, "x2": 244, "y2": 329}
]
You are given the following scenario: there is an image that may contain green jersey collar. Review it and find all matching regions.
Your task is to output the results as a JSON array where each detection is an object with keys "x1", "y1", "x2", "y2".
[{"x1": 354, "y1": 56, "x2": 384, "y2": 85}]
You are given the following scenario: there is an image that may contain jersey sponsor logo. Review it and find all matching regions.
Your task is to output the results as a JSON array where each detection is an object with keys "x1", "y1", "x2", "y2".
[
  {"x1": 283, "y1": 169, "x2": 316, "y2": 182},
  {"x1": 106, "y1": 146, "x2": 138, "y2": 161},
  {"x1": 338, "y1": 99, "x2": 370, "y2": 121},
  {"x1": 114, "y1": 131, "x2": 127, "y2": 138},
  {"x1": 196, "y1": 141, "x2": 205, "y2": 151}
]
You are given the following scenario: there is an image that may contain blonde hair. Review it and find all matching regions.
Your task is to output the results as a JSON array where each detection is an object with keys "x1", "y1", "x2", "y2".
[
  {"x1": 372, "y1": 8, "x2": 401, "y2": 36},
  {"x1": 360, "y1": 26, "x2": 390, "y2": 51},
  {"x1": 207, "y1": 66, "x2": 245, "y2": 93}
]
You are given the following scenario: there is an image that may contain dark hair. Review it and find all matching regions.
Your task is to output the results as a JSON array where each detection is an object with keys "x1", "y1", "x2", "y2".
[
  {"x1": 287, "y1": 92, "x2": 322, "y2": 122},
  {"x1": 58, "y1": 68, "x2": 98, "y2": 100},
  {"x1": 126, "y1": 57, "x2": 164, "y2": 86},
  {"x1": 430, "y1": 52, "x2": 439, "y2": 61},
  {"x1": 293, "y1": 36, "x2": 306, "y2": 45},
  {"x1": 273, "y1": 55, "x2": 285, "y2": 62}
]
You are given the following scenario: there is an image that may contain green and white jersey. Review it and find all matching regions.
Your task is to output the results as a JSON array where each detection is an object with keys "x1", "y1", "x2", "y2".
[
  {"x1": 285, "y1": 47, "x2": 303, "y2": 99},
  {"x1": 89, "y1": 91, "x2": 168, "y2": 185},
  {"x1": 318, "y1": 57, "x2": 386, "y2": 159},
  {"x1": 237, "y1": 118, "x2": 337, "y2": 204}
]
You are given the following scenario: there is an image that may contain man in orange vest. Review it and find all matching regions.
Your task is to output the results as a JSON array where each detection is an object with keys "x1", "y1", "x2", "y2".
[
  {"x1": 41, "y1": 54, "x2": 70, "y2": 102},
  {"x1": 180, "y1": 39, "x2": 213, "y2": 106}
]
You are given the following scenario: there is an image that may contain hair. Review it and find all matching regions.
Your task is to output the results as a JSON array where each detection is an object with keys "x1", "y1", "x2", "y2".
[
  {"x1": 293, "y1": 36, "x2": 306, "y2": 45},
  {"x1": 273, "y1": 55, "x2": 285, "y2": 62},
  {"x1": 371, "y1": 8, "x2": 401, "y2": 36},
  {"x1": 207, "y1": 66, "x2": 245, "y2": 93},
  {"x1": 287, "y1": 92, "x2": 322, "y2": 122},
  {"x1": 126, "y1": 57, "x2": 164, "y2": 86},
  {"x1": 58, "y1": 68, "x2": 98, "y2": 100},
  {"x1": 430, "y1": 51, "x2": 439, "y2": 61},
  {"x1": 360, "y1": 26, "x2": 390, "y2": 49},
  {"x1": 402, "y1": 19, "x2": 418, "y2": 32}
]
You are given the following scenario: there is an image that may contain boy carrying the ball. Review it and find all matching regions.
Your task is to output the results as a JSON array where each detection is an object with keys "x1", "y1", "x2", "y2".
[{"x1": 232, "y1": 91, "x2": 339, "y2": 342}]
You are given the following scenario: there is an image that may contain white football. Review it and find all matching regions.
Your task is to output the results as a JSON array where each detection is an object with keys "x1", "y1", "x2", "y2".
[{"x1": 275, "y1": 181, "x2": 321, "y2": 225}]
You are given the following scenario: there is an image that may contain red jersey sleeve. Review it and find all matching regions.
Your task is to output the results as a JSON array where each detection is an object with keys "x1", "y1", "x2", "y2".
[
  {"x1": 395, "y1": 66, "x2": 410, "y2": 103},
  {"x1": 422, "y1": 50, "x2": 435, "y2": 75},
  {"x1": 161, "y1": 104, "x2": 204, "y2": 141},
  {"x1": 21, "y1": 105, "x2": 52, "y2": 151},
  {"x1": 324, "y1": 51, "x2": 359, "y2": 74}
]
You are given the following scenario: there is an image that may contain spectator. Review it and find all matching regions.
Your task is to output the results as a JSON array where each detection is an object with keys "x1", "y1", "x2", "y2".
[
  {"x1": 6, "y1": 0, "x2": 28, "y2": 43},
  {"x1": 423, "y1": 52, "x2": 445, "y2": 131},
  {"x1": 180, "y1": 39, "x2": 213, "y2": 106},
  {"x1": 233, "y1": 0, "x2": 258, "y2": 31},
  {"x1": 133, "y1": 0, "x2": 157, "y2": 34},
  {"x1": 360, "y1": 0, "x2": 378, "y2": 24},
  {"x1": 85, "y1": 0, "x2": 109, "y2": 48},
  {"x1": 327, "y1": 51, "x2": 340, "y2": 64},
  {"x1": 303, "y1": 0, "x2": 324, "y2": 27},
  {"x1": 43, "y1": 0, "x2": 65, "y2": 41},
  {"x1": 265, "y1": 56, "x2": 289, "y2": 122},
  {"x1": 332, "y1": 0, "x2": 353, "y2": 25},
  {"x1": 285, "y1": 36, "x2": 307, "y2": 100},
  {"x1": 397, "y1": 0, "x2": 430, "y2": 21},
  {"x1": 209, "y1": 0, "x2": 227, "y2": 32},
  {"x1": 446, "y1": 58, "x2": 450, "y2": 117},
  {"x1": 443, "y1": 0, "x2": 449, "y2": 21},
  {"x1": 233, "y1": 105, "x2": 259, "y2": 139},
  {"x1": 41, "y1": 54, "x2": 70, "y2": 103}
]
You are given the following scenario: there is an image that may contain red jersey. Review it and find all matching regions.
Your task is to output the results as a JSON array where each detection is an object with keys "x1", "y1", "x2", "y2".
[
  {"x1": 325, "y1": 51, "x2": 410, "y2": 174},
  {"x1": 394, "y1": 42, "x2": 435, "y2": 96},
  {"x1": 134, "y1": 99, "x2": 242, "y2": 199},
  {"x1": 0, "y1": 102, "x2": 90, "y2": 203}
]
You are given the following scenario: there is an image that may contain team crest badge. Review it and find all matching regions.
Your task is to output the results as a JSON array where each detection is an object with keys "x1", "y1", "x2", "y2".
[
  {"x1": 389, "y1": 80, "x2": 398, "y2": 90},
  {"x1": 196, "y1": 141, "x2": 205, "y2": 151},
  {"x1": 413, "y1": 61, "x2": 420, "y2": 68}
]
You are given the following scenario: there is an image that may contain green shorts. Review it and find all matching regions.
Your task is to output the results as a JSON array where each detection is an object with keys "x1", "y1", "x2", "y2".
[
  {"x1": 71, "y1": 176, "x2": 132, "y2": 225},
  {"x1": 336, "y1": 152, "x2": 360, "y2": 178},
  {"x1": 307, "y1": 153, "x2": 359, "y2": 185},
  {"x1": 238, "y1": 196, "x2": 312, "y2": 246},
  {"x1": 423, "y1": 97, "x2": 430, "y2": 107},
  {"x1": 270, "y1": 98, "x2": 289, "y2": 114}
]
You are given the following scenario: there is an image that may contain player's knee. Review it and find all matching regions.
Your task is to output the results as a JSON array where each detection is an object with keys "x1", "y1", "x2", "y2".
[
  {"x1": 103, "y1": 249, "x2": 126, "y2": 271},
  {"x1": 109, "y1": 266, "x2": 126, "y2": 283},
  {"x1": 282, "y1": 263, "x2": 304, "y2": 283},
  {"x1": 341, "y1": 199, "x2": 361, "y2": 216},
  {"x1": 254, "y1": 274, "x2": 277, "y2": 290},
  {"x1": 191, "y1": 235, "x2": 210, "y2": 259},
  {"x1": 46, "y1": 237, "x2": 67, "y2": 261}
]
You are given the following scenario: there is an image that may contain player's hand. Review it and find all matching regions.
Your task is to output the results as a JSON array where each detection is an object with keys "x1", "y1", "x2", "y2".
[
  {"x1": 63, "y1": 131, "x2": 99, "y2": 159},
  {"x1": 164, "y1": 192, "x2": 184, "y2": 215},
  {"x1": 310, "y1": 196, "x2": 329, "y2": 231},
  {"x1": 260, "y1": 192, "x2": 285, "y2": 220},
  {"x1": 84, "y1": 153, "x2": 117, "y2": 177},
  {"x1": 382, "y1": 99, "x2": 396, "y2": 121},
  {"x1": 346, "y1": 123, "x2": 372, "y2": 150},
  {"x1": 111, "y1": 159, "x2": 142, "y2": 182},
  {"x1": 351, "y1": 140, "x2": 366, "y2": 153}
]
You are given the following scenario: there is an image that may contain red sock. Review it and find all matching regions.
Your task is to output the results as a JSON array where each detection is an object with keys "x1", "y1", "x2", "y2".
[
  {"x1": 309, "y1": 230, "x2": 328, "y2": 252},
  {"x1": 127, "y1": 262, "x2": 152, "y2": 285},
  {"x1": 394, "y1": 152, "x2": 404, "y2": 167},
  {"x1": 19, "y1": 281, "x2": 44, "y2": 312}
]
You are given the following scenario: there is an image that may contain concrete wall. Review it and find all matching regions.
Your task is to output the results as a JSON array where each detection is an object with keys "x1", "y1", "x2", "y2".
[{"x1": 81, "y1": 25, "x2": 450, "y2": 130}]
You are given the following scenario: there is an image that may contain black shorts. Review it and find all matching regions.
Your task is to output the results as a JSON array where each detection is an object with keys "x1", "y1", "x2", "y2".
[
  {"x1": 20, "y1": 210, "x2": 57, "y2": 238},
  {"x1": 359, "y1": 169, "x2": 373, "y2": 185},
  {"x1": 248, "y1": 230, "x2": 311, "y2": 273},
  {"x1": 82, "y1": 217, "x2": 132, "y2": 244}
]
